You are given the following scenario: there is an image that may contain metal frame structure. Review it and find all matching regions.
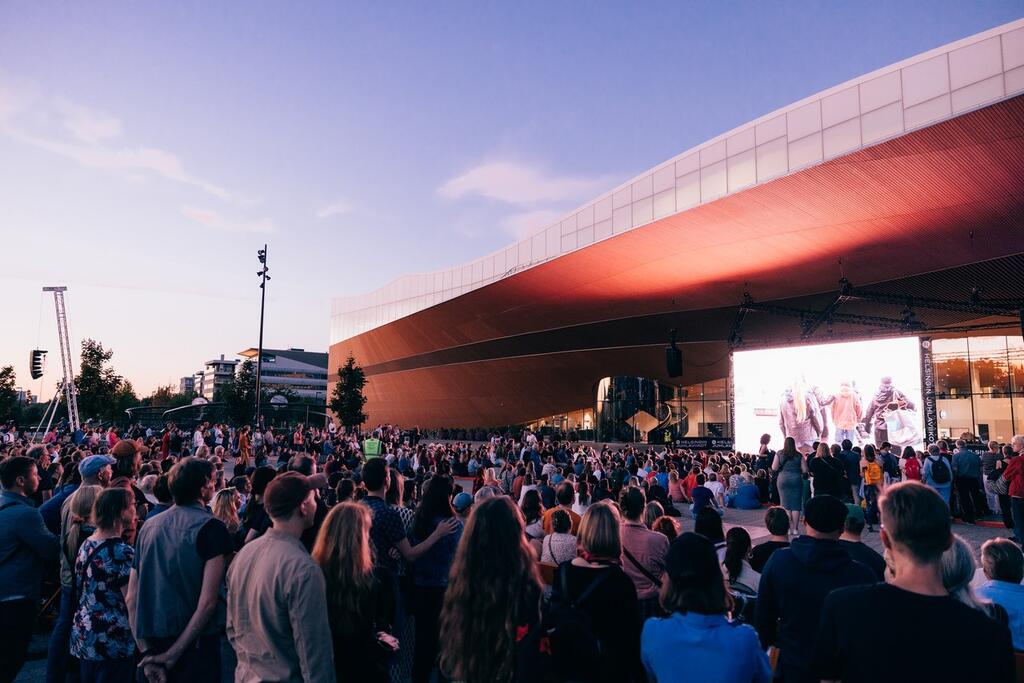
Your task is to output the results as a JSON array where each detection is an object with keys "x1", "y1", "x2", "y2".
[
  {"x1": 728, "y1": 279, "x2": 1024, "y2": 350},
  {"x1": 42, "y1": 286, "x2": 80, "y2": 431}
]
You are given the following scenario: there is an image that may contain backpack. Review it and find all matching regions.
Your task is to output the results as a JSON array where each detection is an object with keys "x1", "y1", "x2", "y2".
[
  {"x1": 903, "y1": 457, "x2": 921, "y2": 480},
  {"x1": 882, "y1": 453, "x2": 901, "y2": 481},
  {"x1": 543, "y1": 564, "x2": 613, "y2": 681},
  {"x1": 929, "y1": 456, "x2": 951, "y2": 485}
]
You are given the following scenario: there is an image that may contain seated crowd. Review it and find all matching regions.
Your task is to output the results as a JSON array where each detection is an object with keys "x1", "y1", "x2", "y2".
[{"x1": 0, "y1": 421, "x2": 1021, "y2": 683}]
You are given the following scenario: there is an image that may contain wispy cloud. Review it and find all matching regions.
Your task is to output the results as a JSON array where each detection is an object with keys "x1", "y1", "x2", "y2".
[
  {"x1": 438, "y1": 160, "x2": 610, "y2": 205},
  {"x1": 0, "y1": 78, "x2": 233, "y2": 202},
  {"x1": 181, "y1": 206, "x2": 274, "y2": 234},
  {"x1": 501, "y1": 209, "x2": 565, "y2": 240},
  {"x1": 315, "y1": 199, "x2": 354, "y2": 219}
]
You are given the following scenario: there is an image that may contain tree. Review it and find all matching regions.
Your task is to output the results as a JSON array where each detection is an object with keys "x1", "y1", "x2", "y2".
[
  {"x1": 0, "y1": 366, "x2": 17, "y2": 422},
  {"x1": 329, "y1": 355, "x2": 367, "y2": 431},
  {"x1": 221, "y1": 359, "x2": 260, "y2": 425},
  {"x1": 75, "y1": 339, "x2": 138, "y2": 422},
  {"x1": 143, "y1": 384, "x2": 196, "y2": 409}
]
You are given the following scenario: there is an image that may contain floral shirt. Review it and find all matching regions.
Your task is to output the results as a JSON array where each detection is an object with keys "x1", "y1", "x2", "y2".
[{"x1": 70, "y1": 538, "x2": 135, "y2": 661}]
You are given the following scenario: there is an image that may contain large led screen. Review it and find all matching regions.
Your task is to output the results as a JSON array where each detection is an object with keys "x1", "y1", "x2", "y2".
[{"x1": 732, "y1": 337, "x2": 925, "y2": 453}]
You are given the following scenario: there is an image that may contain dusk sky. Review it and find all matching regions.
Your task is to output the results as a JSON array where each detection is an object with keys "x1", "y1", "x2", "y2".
[{"x1": 2, "y1": 1, "x2": 1021, "y2": 400}]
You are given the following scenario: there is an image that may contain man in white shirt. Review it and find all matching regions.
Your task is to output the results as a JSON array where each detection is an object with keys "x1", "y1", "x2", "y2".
[{"x1": 706, "y1": 472, "x2": 726, "y2": 506}]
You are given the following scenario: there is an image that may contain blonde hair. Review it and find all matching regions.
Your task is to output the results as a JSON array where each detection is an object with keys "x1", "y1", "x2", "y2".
[
  {"x1": 212, "y1": 488, "x2": 241, "y2": 533},
  {"x1": 578, "y1": 502, "x2": 622, "y2": 558},
  {"x1": 66, "y1": 484, "x2": 103, "y2": 560},
  {"x1": 815, "y1": 442, "x2": 829, "y2": 459},
  {"x1": 312, "y1": 502, "x2": 375, "y2": 635}
]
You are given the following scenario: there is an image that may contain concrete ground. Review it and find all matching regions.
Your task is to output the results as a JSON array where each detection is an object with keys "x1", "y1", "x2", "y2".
[{"x1": 15, "y1": 482, "x2": 1011, "y2": 682}]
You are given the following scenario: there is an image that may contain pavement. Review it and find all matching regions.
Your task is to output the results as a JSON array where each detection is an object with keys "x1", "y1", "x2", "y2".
[{"x1": 14, "y1": 490, "x2": 1011, "y2": 682}]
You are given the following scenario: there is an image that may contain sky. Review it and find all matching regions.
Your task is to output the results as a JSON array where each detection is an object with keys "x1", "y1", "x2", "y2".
[{"x1": 1, "y1": 1, "x2": 1021, "y2": 400}]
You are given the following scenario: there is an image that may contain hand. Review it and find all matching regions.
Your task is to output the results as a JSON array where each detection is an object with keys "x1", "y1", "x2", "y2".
[
  {"x1": 139, "y1": 660, "x2": 168, "y2": 683},
  {"x1": 434, "y1": 517, "x2": 459, "y2": 538},
  {"x1": 376, "y1": 631, "x2": 399, "y2": 652}
]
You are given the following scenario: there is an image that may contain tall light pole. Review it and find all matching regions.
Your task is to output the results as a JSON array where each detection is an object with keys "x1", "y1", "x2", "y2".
[{"x1": 255, "y1": 245, "x2": 270, "y2": 428}]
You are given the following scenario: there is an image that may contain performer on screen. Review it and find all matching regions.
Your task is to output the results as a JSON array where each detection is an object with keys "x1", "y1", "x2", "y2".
[
  {"x1": 830, "y1": 380, "x2": 863, "y2": 445},
  {"x1": 862, "y1": 376, "x2": 914, "y2": 448},
  {"x1": 778, "y1": 382, "x2": 821, "y2": 453}
]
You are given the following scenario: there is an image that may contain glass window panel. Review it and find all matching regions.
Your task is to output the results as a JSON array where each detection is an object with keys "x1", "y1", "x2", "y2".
[
  {"x1": 971, "y1": 395, "x2": 1014, "y2": 443},
  {"x1": 1008, "y1": 336, "x2": 1024, "y2": 393},
  {"x1": 681, "y1": 400, "x2": 702, "y2": 437},
  {"x1": 933, "y1": 338, "x2": 971, "y2": 398},
  {"x1": 704, "y1": 400, "x2": 730, "y2": 437},
  {"x1": 968, "y1": 336, "x2": 1010, "y2": 396},
  {"x1": 703, "y1": 378, "x2": 728, "y2": 400}
]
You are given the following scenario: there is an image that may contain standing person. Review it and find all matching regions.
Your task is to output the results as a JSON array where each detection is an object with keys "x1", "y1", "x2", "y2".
[
  {"x1": 0, "y1": 456, "x2": 59, "y2": 683},
  {"x1": 1002, "y1": 436, "x2": 1024, "y2": 544},
  {"x1": 641, "y1": 533, "x2": 771, "y2": 683},
  {"x1": 549, "y1": 503, "x2": 641, "y2": 683},
  {"x1": 360, "y1": 458, "x2": 456, "y2": 576},
  {"x1": 619, "y1": 487, "x2": 669, "y2": 621},
  {"x1": 754, "y1": 495, "x2": 875, "y2": 683},
  {"x1": 772, "y1": 437, "x2": 807, "y2": 534},
  {"x1": 861, "y1": 445, "x2": 884, "y2": 532},
  {"x1": 237, "y1": 426, "x2": 251, "y2": 472},
  {"x1": 815, "y1": 482, "x2": 1013, "y2": 682},
  {"x1": 900, "y1": 445, "x2": 921, "y2": 481},
  {"x1": 952, "y1": 443, "x2": 984, "y2": 523},
  {"x1": 807, "y1": 443, "x2": 846, "y2": 499},
  {"x1": 228, "y1": 473, "x2": 335, "y2": 683},
  {"x1": 314, "y1": 502, "x2": 398, "y2": 683},
  {"x1": 861, "y1": 376, "x2": 914, "y2": 448},
  {"x1": 829, "y1": 380, "x2": 862, "y2": 445},
  {"x1": 46, "y1": 455, "x2": 114, "y2": 683},
  {"x1": 438, "y1": 496, "x2": 543, "y2": 683},
  {"x1": 922, "y1": 444, "x2": 953, "y2": 506},
  {"x1": 129, "y1": 457, "x2": 233, "y2": 682},
  {"x1": 70, "y1": 488, "x2": 137, "y2": 683},
  {"x1": 838, "y1": 439, "x2": 862, "y2": 505},
  {"x1": 411, "y1": 476, "x2": 464, "y2": 683},
  {"x1": 982, "y1": 440, "x2": 1004, "y2": 514}
]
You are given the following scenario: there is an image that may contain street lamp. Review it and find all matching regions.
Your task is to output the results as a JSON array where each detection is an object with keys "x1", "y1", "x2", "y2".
[{"x1": 255, "y1": 245, "x2": 270, "y2": 429}]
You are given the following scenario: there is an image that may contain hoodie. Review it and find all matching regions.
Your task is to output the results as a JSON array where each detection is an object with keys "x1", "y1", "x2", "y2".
[{"x1": 754, "y1": 536, "x2": 875, "y2": 683}]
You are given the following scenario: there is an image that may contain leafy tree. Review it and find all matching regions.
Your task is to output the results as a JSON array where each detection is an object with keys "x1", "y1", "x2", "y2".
[
  {"x1": 75, "y1": 339, "x2": 138, "y2": 421},
  {"x1": 329, "y1": 355, "x2": 367, "y2": 431},
  {"x1": 0, "y1": 365, "x2": 17, "y2": 422},
  {"x1": 143, "y1": 384, "x2": 196, "y2": 409}
]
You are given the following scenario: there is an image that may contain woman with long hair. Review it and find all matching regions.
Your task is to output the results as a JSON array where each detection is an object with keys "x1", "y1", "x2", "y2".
[
  {"x1": 313, "y1": 502, "x2": 398, "y2": 683},
  {"x1": 722, "y1": 527, "x2": 761, "y2": 593},
  {"x1": 212, "y1": 488, "x2": 245, "y2": 551},
  {"x1": 439, "y1": 496, "x2": 543, "y2": 683},
  {"x1": 520, "y1": 488, "x2": 545, "y2": 541},
  {"x1": 942, "y1": 534, "x2": 1007, "y2": 623},
  {"x1": 410, "y1": 476, "x2": 462, "y2": 683},
  {"x1": 772, "y1": 436, "x2": 807, "y2": 534},
  {"x1": 70, "y1": 488, "x2": 137, "y2": 683}
]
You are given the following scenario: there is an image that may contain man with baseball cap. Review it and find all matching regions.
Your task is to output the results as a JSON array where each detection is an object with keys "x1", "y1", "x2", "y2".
[
  {"x1": 754, "y1": 495, "x2": 875, "y2": 683},
  {"x1": 227, "y1": 473, "x2": 335, "y2": 683},
  {"x1": 453, "y1": 491, "x2": 474, "y2": 521}
]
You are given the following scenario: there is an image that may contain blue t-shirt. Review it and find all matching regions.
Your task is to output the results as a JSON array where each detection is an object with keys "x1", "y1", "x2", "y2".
[
  {"x1": 71, "y1": 539, "x2": 135, "y2": 661},
  {"x1": 977, "y1": 580, "x2": 1024, "y2": 651},
  {"x1": 691, "y1": 486, "x2": 715, "y2": 513},
  {"x1": 642, "y1": 612, "x2": 771, "y2": 683}
]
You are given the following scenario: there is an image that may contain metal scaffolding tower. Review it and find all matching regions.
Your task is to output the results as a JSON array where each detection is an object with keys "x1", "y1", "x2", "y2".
[{"x1": 43, "y1": 286, "x2": 81, "y2": 431}]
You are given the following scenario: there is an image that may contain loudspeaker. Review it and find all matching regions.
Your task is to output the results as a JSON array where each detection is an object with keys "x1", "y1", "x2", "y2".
[{"x1": 666, "y1": 344, "x2": 682, "y2": 378}]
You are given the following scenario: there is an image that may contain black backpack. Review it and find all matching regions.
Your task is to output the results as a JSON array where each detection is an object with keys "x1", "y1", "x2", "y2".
[
  {"x1": 929, "y1": 456, "x2": 951, "y2": 485},
  {"x1": 543, "y1": 564, "x2": 613, "y2": 682}
]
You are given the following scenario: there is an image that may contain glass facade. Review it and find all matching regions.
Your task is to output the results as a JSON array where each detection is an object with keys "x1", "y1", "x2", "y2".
[
  {"x1": 933, "y1": 335, "x2": 1024, "y2": 443},
  {"x1": 591, "y1": 376, "x2": 732, "y2": 444}
]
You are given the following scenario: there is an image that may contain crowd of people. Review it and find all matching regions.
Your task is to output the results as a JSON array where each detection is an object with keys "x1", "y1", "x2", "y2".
[{"x1": 0, "y1": 418, "x2": 1022, "y2": 682}]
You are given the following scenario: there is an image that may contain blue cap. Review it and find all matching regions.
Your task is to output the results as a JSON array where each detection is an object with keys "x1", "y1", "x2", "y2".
[
  {"x1": 453, "y1": 492, "x2": 474, "y2": 512},
  {"x1": 78, "y1": 454, "x2": 115, "y2": 478}
]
